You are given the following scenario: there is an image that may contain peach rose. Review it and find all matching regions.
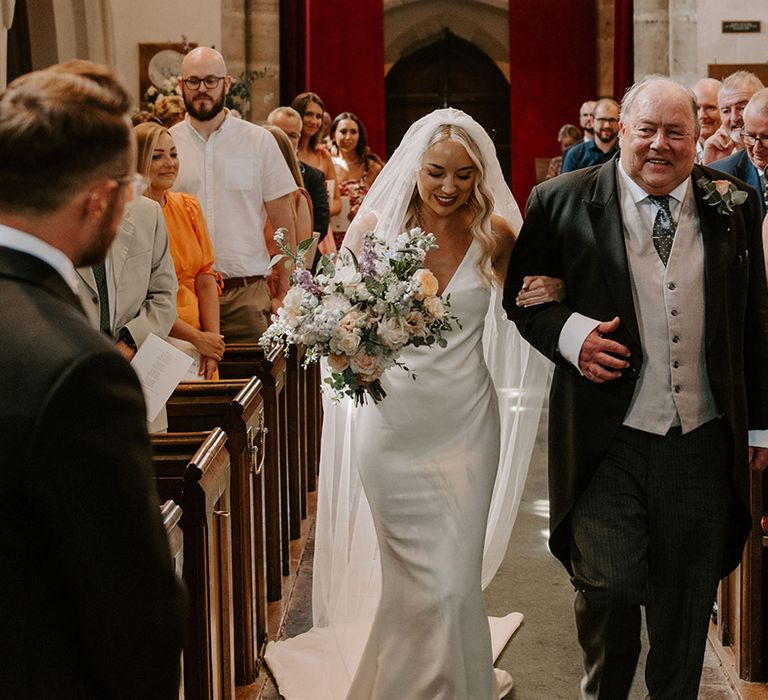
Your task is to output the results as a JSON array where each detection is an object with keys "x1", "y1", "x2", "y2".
[
  {"x1": 423, "y1": 295, "x2": 444, "y2": 320},
  {"x1": 413, "y1": 268, "x2": 439, "y2": 300},
  {"x1": 327, "y1": 353, "x2": 349, "y2": 372},
  {"x1": 405, "y1": 310, "x2": 427, "y2": 338}
]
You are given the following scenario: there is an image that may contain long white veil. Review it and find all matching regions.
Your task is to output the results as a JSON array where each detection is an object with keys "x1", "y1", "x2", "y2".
[{"x1": 265, "y1": 109, "x2": 551, "y2": 699}]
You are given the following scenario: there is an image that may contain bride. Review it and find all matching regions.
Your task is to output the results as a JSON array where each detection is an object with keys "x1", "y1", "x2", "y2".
[{"x1": 265, "y1": 108, "x2": 561, "y2": 699}]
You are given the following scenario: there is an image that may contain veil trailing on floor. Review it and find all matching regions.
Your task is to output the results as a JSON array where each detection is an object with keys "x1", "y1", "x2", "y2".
[{"x1": 265, "y1": 109, "x2": 551, "y2": 699}]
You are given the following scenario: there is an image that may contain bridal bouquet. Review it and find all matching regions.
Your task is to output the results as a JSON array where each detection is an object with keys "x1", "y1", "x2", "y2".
[{"x1": 260, "y1": 228, "x2": 459, "y2": 405}]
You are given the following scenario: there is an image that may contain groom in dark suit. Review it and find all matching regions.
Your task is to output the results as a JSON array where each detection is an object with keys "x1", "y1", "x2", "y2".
[
  {"x1": 0, "y1": 65, "x2": 185, "y2": 697},
  {"x1": 504, "y1": 76, "x2": 768, "y2": 699}
]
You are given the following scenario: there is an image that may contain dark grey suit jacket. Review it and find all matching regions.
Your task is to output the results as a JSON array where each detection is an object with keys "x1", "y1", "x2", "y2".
[
  {"x1": 0, "y1": 246, "x2": 186, "y2": 698},
  {"x1": 504, "y1": 157, "x2": 768, "y2": 575}
]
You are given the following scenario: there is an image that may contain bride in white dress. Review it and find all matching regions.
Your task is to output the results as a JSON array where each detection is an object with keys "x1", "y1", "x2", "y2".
[{"x1": 265, "y1": 109, "x2": 560, "y2": 699}]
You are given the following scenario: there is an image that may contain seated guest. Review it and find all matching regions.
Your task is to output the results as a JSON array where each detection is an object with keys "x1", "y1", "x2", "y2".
[
  {"x1": 292, "y1": 91, "x2": 341, "y2": 218},
  {"x1": 134, "y1": 122, "x2": 225, "y2": 380},
  {"x1": 330, "y1": 111, "x2": 384, "y2": 248},
  {"x1": 153, "y1": 94, "x2": 186, "y2": 128},
  {"x1": 267, "y1": 106, "x2": 330, "y2": 239},
  {"x1": 702, "y1": 71, "x2": 764, "y2": 164},
  {"x1": 710, "y1": 88, "x2": 768, "y2": 218},
  {"x1": 0, "y1": 60, "x2": 185, "y2": 699},
  {"x1": 562, "y1": 98, "x2": 620, "y2": 173},
  {"x1": 545, "y1": 123, "x2": 583, "y2": 180},
  {"x1": 691, "y1": 77, "x2": 722, "y2": 162}
]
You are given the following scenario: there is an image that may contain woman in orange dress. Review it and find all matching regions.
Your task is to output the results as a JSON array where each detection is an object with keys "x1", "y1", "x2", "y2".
[{"x1": 134, "y1": 122, "x2": 225, "y2": 379}]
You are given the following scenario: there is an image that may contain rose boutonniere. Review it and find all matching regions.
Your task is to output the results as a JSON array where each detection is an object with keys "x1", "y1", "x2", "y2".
[{"x1": 696, "y1": 176, "x2": 748, "y2": 215}]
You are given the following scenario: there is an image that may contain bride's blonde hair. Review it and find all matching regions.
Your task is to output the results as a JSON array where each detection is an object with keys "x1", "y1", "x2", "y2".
[{"x1": 404, "y1": 124, "x2": 497, "y2": 286}]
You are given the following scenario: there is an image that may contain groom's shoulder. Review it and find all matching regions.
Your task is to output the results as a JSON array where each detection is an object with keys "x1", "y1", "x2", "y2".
[{"x1": 530, "y1": 160, "x2": 607, "y2": 207}]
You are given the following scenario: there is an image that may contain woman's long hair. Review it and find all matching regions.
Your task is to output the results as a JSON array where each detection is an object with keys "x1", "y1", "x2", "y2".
[
  {"x1": 133, "y1": 121, "x2": 170, "y2": 181},
  {"x1": 291, "y1": 91, "x2": 325, "y2": 152},
  {"x1": 330, "y1": 111, "x2": 383, "y2": 172},
  {"x1": 404, "y1": 124, "x2": 496, "y2": 286},
  {"x1": 263, "y1": 125, "x2": 304, "y2": 188}
]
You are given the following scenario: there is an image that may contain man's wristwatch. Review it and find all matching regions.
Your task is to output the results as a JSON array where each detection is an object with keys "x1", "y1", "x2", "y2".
[{"x1": 117, "y1": 327, "x2": 137, "y2": 350}]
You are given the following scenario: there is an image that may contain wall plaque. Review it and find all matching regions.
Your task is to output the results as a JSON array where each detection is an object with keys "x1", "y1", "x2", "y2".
[{"x1": 722, "y1": 21, "x2": 761, "y2": 34}]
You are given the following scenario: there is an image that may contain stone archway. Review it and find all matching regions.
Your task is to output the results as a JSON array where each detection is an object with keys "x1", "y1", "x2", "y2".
[{"x1": 385, "y1": 29, "x2": 511, "y2": 182}]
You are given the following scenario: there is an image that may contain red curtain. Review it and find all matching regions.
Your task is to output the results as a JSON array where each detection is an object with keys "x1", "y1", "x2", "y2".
[
  {"x1": 613, "y1": 0, "x2": 634, "y2": 101},
  {"x1": 296, "y1": 0, "x2": 386, "y2": 158},
  {"x1": 508, "y1": 2, "x2": 597, "y2": 205},
  {"x1": 279, "y1": 0, "x2": 306, "y2": 106}
]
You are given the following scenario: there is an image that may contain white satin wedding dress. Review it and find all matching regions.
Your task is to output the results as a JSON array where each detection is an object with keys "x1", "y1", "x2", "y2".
[{"x1": 346, "y1": 238, "x2": 514, "y2": 698}]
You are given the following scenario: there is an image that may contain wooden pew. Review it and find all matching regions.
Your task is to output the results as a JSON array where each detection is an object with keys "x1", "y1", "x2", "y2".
[
  {"x1": 152, "y1": 429, "x2": 235, "y2": 700},
  {"x1": 305, "y1": 359, "x2": 321, "y2": 494},
  {"x1": 161, "y1": 500, "x2": 185, "y2": 700},
  {"x1": 287, "y1": 347, "x2": 306, "y2": 535},
  {"x1": 219, "y1": 345, "x2": 289, "y2": 599},
  {"x1": 713, "y1": 470, "x2": 767, "y2": 682},
  {"x1": 167, "y1": 378, "x2": 268, "y2": 686}
]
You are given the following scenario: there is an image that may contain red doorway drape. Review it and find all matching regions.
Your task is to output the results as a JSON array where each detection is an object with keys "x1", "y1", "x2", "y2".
[
  {"x1": 508, "y1": 2, "x2": 597, "y2": 204},
  {"x1": 613, "y1": 0, "x2": 634, "y2": 101},
  {"x1": 284, "y1": 0, "x2": 386, "y2": 158}
]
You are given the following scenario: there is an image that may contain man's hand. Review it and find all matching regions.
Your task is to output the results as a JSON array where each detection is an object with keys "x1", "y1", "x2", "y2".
[
  {"x1": 702, "y1": 126, "x2": 735, "y2": 165},
  {"x1": 749, "y1": 446, "x2": 768, "y2": 471},
  {"x1": 116, "y1": 340, "x2": 137, "y2": 362},
  {"x1": 578, "y1": 316, "x2": 631, "y2": 383}
]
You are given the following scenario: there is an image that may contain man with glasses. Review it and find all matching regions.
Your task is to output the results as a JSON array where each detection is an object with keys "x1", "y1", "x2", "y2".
[
  {"x1": 562, "y1": 98, "x2": 620, "y2": 173},
  {"x1": 0, "y1": 62, "x2": 185, "y2": 697},
  {"x1": 709, "y1": 87, "x2": 768, "y2": 218},
  {"x1": 702, "y1": 71, "x2": 764, "y2": 165},
  {"x1": 171, "y1": 47, "x2": 297, "y2": 343}
]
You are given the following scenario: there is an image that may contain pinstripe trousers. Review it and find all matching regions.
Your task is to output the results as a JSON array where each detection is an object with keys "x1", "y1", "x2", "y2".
[{"x1": 569, "y1": 418, "x2": 734, "y2": 700}]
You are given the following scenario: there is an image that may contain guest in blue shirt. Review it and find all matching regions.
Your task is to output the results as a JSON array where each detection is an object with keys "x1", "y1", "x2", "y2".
[{"x1": 562, "y1": 98, "x2": 620, "y2": 173}]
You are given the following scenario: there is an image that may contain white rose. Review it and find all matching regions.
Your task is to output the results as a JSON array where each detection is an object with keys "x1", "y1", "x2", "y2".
[
  {"x1": 350, "y1": 350, "x2": 383, "y2": 384},
  {"x1": 377, "y1": 316, "x2": 409, "y2": 349},
  {"x1": 334, "y1": 264, "x2": 362, "y2": 286},
  {"x1": 339, "y1": 309, "x2": 364, "y2": 332},
  {"x1": 423, "y1": 295, "x2": 445, "y2": 320},
  {"x1": 283, "y1": 286, "x2": 306, "y2": 310},
  {"x1": 413, "y1": 269, "x2": 439, "y2": 300}
]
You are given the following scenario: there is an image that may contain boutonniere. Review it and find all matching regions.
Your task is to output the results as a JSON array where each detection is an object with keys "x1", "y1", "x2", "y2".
[{"x1": 696, "y1": 176, "x2": 748, "y2": 215}]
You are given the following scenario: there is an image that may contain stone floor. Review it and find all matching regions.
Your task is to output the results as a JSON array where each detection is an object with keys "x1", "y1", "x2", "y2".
[{"x1": 245, "y1": 418, "x2": 759, "y2": 699}]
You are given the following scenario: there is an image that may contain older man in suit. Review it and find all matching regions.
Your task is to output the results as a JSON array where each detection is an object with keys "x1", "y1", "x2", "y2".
[
  {"x1": 709, "y1": 87, "x2": 768, "y2": 218},
  {"x1": 0, "y1": 64, "x2": 185, "y2": 698},
  {"x1": 505, "y1": 76, "x2": 768, "y2": 699}
]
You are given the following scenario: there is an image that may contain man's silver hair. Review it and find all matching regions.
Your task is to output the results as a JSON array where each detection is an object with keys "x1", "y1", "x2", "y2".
[
  {"x1": 620, "y1": 74, "x2": 700, "y2": 136},
  {"x1": 721, "y1": 70, "x2": 764, "y2": 96},
  {"x1": 267, "y1": 106, "x2": 302, "y2": 124}
]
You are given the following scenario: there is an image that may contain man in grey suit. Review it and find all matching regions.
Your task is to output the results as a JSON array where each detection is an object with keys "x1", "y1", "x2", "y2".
[
  {"x1": 505, "y1": 76, "x2": 768, "y2": 699},
  {"x1": 0, "y1": 63, "x2": 185, "y2": 698},
  {"x1": 77, "y1": 192, "x2": 177, "y2": 362}
]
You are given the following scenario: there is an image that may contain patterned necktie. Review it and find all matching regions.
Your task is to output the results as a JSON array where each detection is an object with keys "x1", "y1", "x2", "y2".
[
  {"x1": 759, "y1": 173, "x2": 768, "y2": 211},
  {"x1": 92, "y1": 262, "x2": 111, "y2": 334},
  {"x1": 648, "y1": 195, "x2": 676, "y2": 266}
]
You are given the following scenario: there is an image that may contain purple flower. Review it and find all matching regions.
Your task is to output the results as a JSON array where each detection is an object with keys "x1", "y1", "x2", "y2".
[
  {"x1": 295, "y1": 268, "x2": 322, "y2": 296},
  {"x1": 358, "y1": 237, "x2": 380, "y2": 277}
]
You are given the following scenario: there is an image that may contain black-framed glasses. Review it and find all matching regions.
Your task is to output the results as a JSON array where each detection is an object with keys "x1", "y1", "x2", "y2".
[
  {"x1": 182, "y1": 75, "x2": 226, "y2": 90},
  {"x1": 742, "y1": 132, "x2": 768, "y2": 148}
]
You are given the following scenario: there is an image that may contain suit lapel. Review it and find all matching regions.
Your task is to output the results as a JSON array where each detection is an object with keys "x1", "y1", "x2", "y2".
[
  {"x1": 585, "y1": 160, "x2": 641, "y2": 345},
  {"x1": 110, "y1": 207, "x2": 134, "y2": 288},
  {"x1": 692, "y1": 165, "x2": 729, "y2": 351}
]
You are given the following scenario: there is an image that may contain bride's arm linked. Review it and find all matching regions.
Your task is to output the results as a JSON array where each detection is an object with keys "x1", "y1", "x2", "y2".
[{"x1": 491, "y1": 214, "x2": 564, "y2": 306}]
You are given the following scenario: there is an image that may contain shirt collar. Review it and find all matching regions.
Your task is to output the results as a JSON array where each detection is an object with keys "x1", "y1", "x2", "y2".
[
  {"x1": 0, "y1": 224, "x2": 80, "y2": 293},
  {"x1": 617, "y1": 159, "x2": 690, "y2": 206},
  {"x1": 183, "y1": 109, "x2": 232, "y2": 142}
]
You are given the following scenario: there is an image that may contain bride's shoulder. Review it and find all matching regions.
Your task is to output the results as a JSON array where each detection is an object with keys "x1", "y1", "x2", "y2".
[{"x1": 490, "y1": 213, "x2": 516, "y2": 242}]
